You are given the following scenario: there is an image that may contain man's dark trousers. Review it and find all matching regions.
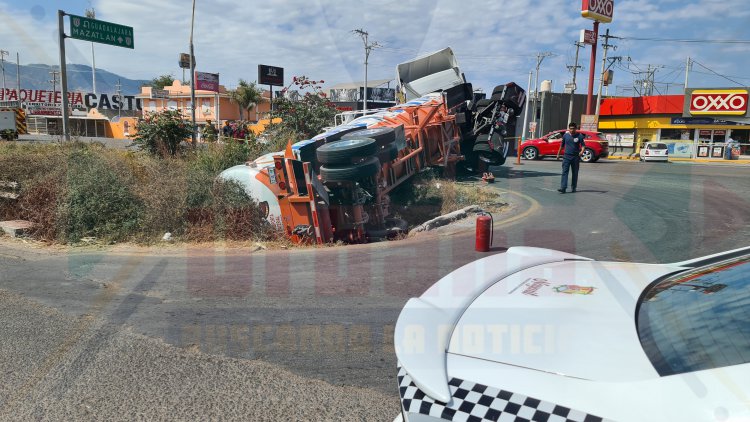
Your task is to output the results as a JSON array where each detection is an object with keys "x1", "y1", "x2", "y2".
[{"x1": 560, "y1": 155, "x2": 580, "y2": 191}]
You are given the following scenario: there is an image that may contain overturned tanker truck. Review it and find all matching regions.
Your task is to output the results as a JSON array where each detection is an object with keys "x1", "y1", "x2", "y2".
[{"x1": 220, "y1": 48, "x2": 525, "y2": 244}]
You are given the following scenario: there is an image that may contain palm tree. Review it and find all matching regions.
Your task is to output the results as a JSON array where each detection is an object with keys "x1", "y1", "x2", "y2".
[{"x1": 228, "y1": 79, "x2": 264, "y2": 120}]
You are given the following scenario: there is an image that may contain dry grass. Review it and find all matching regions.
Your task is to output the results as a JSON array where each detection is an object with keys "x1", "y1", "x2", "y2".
[
  {"x1": 389, "y1": 169, "x2": 506, "y2": 227},
  {"x1": 0, "y1": 141, "x2": 281, "y2": 245}
]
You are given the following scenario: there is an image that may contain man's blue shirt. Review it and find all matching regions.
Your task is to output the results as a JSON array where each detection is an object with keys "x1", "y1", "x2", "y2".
[{"x1": 561, "y1": 131, "x2": 586, "y2": 157}]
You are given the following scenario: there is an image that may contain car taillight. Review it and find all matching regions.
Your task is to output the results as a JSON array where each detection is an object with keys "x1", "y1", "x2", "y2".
[
  {"x1": 275, "y1": 161, "x2": 283, "y2": 169},
  {"x1": 278, "y1": 181, "x2": 286, "y2": 190},
  {"x1": 645, "y1": 150, "x2": 649, "y2": 155}
]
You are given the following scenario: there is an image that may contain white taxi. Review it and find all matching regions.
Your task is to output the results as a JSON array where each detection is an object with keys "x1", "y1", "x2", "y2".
[{"x1": 394, "y1": 246, "x2": 750, "y2": 422}]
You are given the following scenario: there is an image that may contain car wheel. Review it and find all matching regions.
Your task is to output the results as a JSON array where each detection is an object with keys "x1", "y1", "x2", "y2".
[
  {"x1": 341, "y1": 127, "x2": 396, "y2": 147},
  {"x1": 523, "y1": 146, "x2": 539, "y2": 160},
  {"x1": 316, "y1": 138, "x2": 378, "y2": 165},
  {"x1": 320, "y1": 156, "x2": 381, "y2": 182},
  {"x1": 580, "y1": 148, "x2": 595, "y2": 163}
]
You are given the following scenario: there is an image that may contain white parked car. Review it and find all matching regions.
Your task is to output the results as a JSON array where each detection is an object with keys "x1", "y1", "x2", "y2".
[
  {"x1": 640, "y1": 142, "x2": 669, "y2": 162},
  {"x1": 393, "y1": 246, "x2": 750, "y2": 422}
]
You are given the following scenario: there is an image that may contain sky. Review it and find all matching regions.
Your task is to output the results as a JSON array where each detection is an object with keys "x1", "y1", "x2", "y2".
[{"x1": 1, "y1": 0, "x2": 749, "y2": 96}]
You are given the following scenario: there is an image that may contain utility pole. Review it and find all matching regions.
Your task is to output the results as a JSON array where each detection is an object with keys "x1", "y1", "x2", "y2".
[
  {"x1": 189, "y1": 0, "x2": 197, "y2": 146},
  {"x1": 684, "y1": 56, "x2": 691, "y2": 90},
  {"x1": 532, "y1": 51, "x2": 553, "y2": 137},
  {"x1": 518, "y1": 70, "x2": 533, "y2": 164},
  {"x1": 352, "y1": 29, "x2": 381, "y2": 114},
  {"x1": 115, "y1": 78, "x2": 122, "y2": 119},
  {"x1": 595, "y1": 29, "x2": 615, "y2": 117},
  {"x1": 567, "y1": 42, "x2": 584, "y2": 127},
  {"x1": 85, "y1": 7, "x2": 97, "y2": 94},
  {"x1": 0, "y1": 50, "x2": 8, "y2": 93},
  {"x1": 585, "y1": 21, "x2": 600, "y2": 114},
  {"x1": 16, "y1": 52, "x2": 20, "y2": 95},
  {"x1": 49, "y1": 70, "x2": 60, "y2": 93},
  {"x1": 57, "y1": 10, "x2": 71, "y2": 141}
]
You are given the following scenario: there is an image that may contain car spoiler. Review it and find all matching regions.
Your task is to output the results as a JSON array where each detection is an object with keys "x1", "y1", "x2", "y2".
[
  {"x1": 394, "y1": 247, "x2": 591, "y2": 403},
  {"x1": 669, "y1": 245, "x2": 750, "y2": 268}
]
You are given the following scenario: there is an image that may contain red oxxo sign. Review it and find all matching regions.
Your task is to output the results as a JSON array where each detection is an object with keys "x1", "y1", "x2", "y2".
[
  {"x1": 690, "y1": 90, "x2": 749, "y2": 116},
  {"x1": 582, "y1": 0, "x2": 614, "y2": 23}
]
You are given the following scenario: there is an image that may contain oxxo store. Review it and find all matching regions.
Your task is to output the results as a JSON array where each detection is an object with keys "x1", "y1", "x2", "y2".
[{"x1": 599, "y1": 88, "x2": 750, "y2": 159}]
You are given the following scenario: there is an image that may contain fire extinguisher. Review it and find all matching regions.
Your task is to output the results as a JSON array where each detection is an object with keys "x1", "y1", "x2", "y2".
[{"x1": 475, "y1": 212, "x2": 493, "y2": 252}]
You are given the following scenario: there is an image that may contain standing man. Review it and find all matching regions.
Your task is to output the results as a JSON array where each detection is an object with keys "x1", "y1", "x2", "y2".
[{"x1": 556, "y1": 122, "x2": 586, "y2": 193}]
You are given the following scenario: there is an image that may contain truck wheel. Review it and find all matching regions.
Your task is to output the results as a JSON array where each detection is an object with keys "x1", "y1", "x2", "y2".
[
  {"x1": 581, "y1": 148, "x2": 595, "y2": 163},
  {"x1": 320, "y1": 156, "x2": 381, "y2": 182},
  {"x1": 341, "y1": 127, "x2": 395, "y2": 147},
  {"x1": 472, "y1": 98, "x2": 493, "y2": 112},
  {"x1": 316, "y1": 138, "x2": 378, "y2": 165},
  {"x1": 523, "y1": 146, "x2": 539, "y2": 160},
  {"x1": 378, "y1": 143, "x2": 399, "y2": 163},
  {"x1": 474, "y1": 133, "x2": 507, "y2": 166}
]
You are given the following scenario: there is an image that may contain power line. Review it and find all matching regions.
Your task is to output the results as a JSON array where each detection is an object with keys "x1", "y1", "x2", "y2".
[
  {"x1": 614, "y1": 36, "x2": 750, "y2": 45},
  {"x1": 690, "y1": 59, "x2": 746, "y2": 86}
]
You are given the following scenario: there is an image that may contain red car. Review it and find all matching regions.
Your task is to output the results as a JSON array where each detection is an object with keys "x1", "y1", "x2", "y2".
[{"x1": 521, "y1": 129, "x2": 609, "y2": 162}]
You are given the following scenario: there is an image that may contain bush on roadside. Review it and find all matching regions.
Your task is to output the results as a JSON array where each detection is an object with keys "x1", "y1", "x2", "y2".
[
  {"x1": 0, "y1": 141, "x2": 280, "y2": 244},
  {"x1": 132, "y1": 110, "x2": 194, "y2": 158}
]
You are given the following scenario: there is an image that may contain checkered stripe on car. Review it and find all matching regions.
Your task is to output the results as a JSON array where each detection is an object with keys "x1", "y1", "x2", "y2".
[{"x1": 398, "y1": 366, "x2": 608, "y2": 422}]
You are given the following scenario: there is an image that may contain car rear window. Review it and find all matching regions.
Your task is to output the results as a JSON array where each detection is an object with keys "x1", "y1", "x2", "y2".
[
  {"x1": 637, "y1": 255, "x2": 750, "y2": 376},
  {"x1": 650, "y1": 143, "x2": 667, "y2": 149}
]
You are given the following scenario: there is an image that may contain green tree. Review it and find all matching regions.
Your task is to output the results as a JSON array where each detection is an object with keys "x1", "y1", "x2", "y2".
[
  {"x1": 271, "y1": 75, "x2": 336, "y2": 139},
  {"x1": 228, "y1": 79, "x2": 264, "y2": 121},
  {"x1": 149, "y1": 74, "x2": 176, "y2": 89},
  {"x1": 132, "y1": 110, "x2": 193, "y2": 158}
]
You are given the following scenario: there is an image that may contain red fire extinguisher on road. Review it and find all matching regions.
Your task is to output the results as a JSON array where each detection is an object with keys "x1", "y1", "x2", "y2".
[{"x1": 475, "y1": 212, "x2": 493, "y2": 252}]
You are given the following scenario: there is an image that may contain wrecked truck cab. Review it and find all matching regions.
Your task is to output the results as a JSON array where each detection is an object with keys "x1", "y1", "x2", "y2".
[
  {"x1": 396, "y1": 47, "x2": 466, "y2": 102},
  {"x1": 219, "y1": 47, "x2": 524, "y2": 245}
]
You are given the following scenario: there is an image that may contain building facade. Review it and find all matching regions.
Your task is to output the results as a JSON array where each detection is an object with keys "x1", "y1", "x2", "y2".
[{"x1": 599, "y1": 91, "x2": 750, "y2": 159}]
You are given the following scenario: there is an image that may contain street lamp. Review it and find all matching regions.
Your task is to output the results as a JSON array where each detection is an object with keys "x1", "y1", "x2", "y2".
[
  {"x1": 189, "y1": 0, "x2": 197, "y2": 146},
  {"x1": 0, "y1": 50, "x2": 8, "y2": 93}
]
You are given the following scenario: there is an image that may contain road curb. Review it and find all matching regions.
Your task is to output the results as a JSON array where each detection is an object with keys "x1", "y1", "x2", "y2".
[{"x1": 605, "y1": 156, "x2": 750, "y2": 164}]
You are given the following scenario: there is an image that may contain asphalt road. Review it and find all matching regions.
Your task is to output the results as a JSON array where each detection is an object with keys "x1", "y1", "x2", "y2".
[{"x1": 1, "y1": 159, "x2": 749, "y2": 420}]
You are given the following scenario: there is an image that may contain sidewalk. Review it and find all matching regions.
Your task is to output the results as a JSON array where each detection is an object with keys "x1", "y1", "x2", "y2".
[{"x1": 605, "y1": 153, "x2": 750, "y2": 164}]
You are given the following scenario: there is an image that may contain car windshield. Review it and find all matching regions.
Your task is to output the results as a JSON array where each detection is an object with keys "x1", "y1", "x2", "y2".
[{"x1": 637, "y1": 254, "x2": 750, "y2": 376}]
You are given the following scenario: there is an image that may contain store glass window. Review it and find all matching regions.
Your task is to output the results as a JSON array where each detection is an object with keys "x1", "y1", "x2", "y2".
[{"x1": 660, "y1": 129, "x2": 688, "y2": 141}]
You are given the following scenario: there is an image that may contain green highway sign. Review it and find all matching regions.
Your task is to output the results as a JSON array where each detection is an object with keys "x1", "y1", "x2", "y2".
[{"x1": 68, "y1": 14, "x2": 134, "y2": 49}]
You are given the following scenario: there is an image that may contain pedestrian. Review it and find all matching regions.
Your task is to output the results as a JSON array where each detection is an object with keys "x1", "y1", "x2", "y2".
[
  {"x1": 556, "y1": 122, "x2": 586, "y2": 193},
  {"x1": 223, "y1": 121, "x2": 232, "y2": 138}
]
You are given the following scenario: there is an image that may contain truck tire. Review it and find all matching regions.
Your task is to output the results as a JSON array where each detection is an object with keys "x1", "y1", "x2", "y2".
[
  {"x1": 319, "y1": 126, "x2": 364, "y2": 144},
  {"x1": 472, "y1": 98, "x2": 493, "y2": 111},
  {"x1": 474, "y1": 133, "x2": 507, "y2": 166},
  {"x1": 378, "y1": 143, "x2": 399, "y2": 163},
  {"x1": 320, "y1": 156, "x2": 381, "y2": 182},
  {"x1": 341, "y1": 127, "x2": 396, "y2": 147},
  {"x1": 316, "y1": 138, "x2": 378, "y2": 165}
]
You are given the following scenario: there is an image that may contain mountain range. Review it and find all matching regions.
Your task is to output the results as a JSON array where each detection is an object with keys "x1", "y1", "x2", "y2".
[{"x1": 0, "y1": 63, "x2": 149, "y2": 95}]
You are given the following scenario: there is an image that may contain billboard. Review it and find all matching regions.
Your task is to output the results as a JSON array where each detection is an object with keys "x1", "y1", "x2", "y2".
[
  {"x1": 195, "y1": 71, "x2": 220, "y2": 92},
  {"x1": 258, "y1": 65, "x2": 284, "y2": 87},
  {"x1": 683, "y1": 88, "x2": 749, "y2": 117},
  {"x1": 580, "y1": 29, "x2": 597, "y2": 45},
  {"x1": 581, "y1": 0, "x2": 614, "y2": 23}
]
